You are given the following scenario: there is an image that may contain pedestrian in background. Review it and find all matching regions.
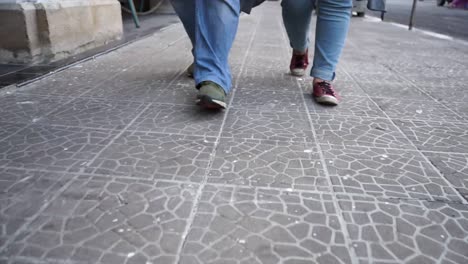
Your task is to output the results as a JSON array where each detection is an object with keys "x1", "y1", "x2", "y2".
[
  {"x1": 282, "y1": 0, "x2": 385, "y2": 106},
  {"x1": 450, "y1": 0, "x2": 468, "y2": 9}
]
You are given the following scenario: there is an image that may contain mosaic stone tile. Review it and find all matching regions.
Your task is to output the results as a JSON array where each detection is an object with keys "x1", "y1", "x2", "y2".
[
  {"x1": 232, "y1": 89, "x2": 305, "y2": 112},
  {"x1": 83, "y1": 75, "x2": 196, "y2": 103},
  {"x1": 0, "y1": 125, "x2": 116, "y2": 172},
  {"x1": 446, "y1": 101, "x2": 468, "y2": 121},
  {"x1": 82, "y1": 79, "x2": 173, "y2": 102},
  {"x1": 128, "y1": 104, "x2": 224, "y2": 137},
  {"x1": 180, "y1": 185, "x2": 352, "y2": 264},
  {"x1": 208, "y1": 138, "x2": 327, "y2": 190},
  {"x1": 147, "y1": 86, "x2": 200, "y2": 105},
  {"x1": 86, "y1": 132, "x2": 214, "y2": 182},
  {"x1": 237, "y1": 72, "x2": 300, "y2": 92},
  {"x1": 425, "y1": 152, "x2": 468, "y2": 201},
  {"x1": 3, "y1": 175, "x2": 198, "y2": 264},
  {"x1": 0, "y1": 169, "x2": 70, "y2": 250},
  {"x1": 311, "y1": 115, "x2": 414, "y2": 149},
  {"x1": 338, "y1": 194, "x2": 468, "y2": 264},
  {"x1": 372, "y1": 97, "x2": 462, "y2": 122},
  {"x1": 16, "y1": 71, "x2": 105, "y2": 97},
  {"x1": 222, "y1": 110, "x2": 313, "y2": 143},
  {"x1": 406, "y1": 76, "x2": 468, "y2": 89},
  {"x1": 395, "y1": 119, "x2": 468, "y2": 153},
  {"x1": 45, "y1": 98, "x2": 146, "y2": 130},
  {"x1": 343, "y1": 64, "x2": 392, "y2": 75},
  {"x1": 0, "y1": 94, "x2": 68, "y2": 124},
  {"x1": 0, "y1": 122, "x2": 26, "y2": 141},
  {"x1": 352, "y1": 73, "x2": 403, "y2": 84},
  {"x1": 421, "y1": 86, "x2": 468, "y2": 103},
  {"x1": 319, "y1": 78, "x2": 367, "y2": 97},
  {"x1": 246, "y1": 45, "x2": 288, "y2": 60},
  {"x1": 357, "y1": 82, "x2": 432, "y2": 100},
  {"x1": 306, "y1": 96, "x2": 386, "y2": 118},
  {"x1": 321, "y1": 144, "x2": 461, "y2": 202}
]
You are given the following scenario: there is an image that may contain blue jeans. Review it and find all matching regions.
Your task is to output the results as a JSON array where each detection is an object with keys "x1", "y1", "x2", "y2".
[
  {"x1": 169, "y1": 0, "x2": 241, "y2": 94},
  {"x1": 282, "y1": 0, "x2": 352, "y2": 81}
]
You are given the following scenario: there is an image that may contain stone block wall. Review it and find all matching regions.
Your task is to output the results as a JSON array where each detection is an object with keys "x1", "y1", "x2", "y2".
[{"x1": 0, "y1": 0, "x2": 123, "y2": 64}]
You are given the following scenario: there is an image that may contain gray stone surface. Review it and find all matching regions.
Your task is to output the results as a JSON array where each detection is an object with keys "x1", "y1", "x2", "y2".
[
  {"x1": 1, "y1": 2, "x2": 468, "y2": 264},
  {"x1": 338, "y1": 194, "x2": 468, "y2": 264},
  {"x1": 322, "y1": 144, "x2": 461, "y2": 202},
  {"x1": 85, "y1": 132, "x2": 214, "y2": 182},
  {"x1": 180, "y1": 185, "x2": 351, "y2": 264},
  {"x1": 208, "y1": 138, "x2": 327, "y2": 191},
  {"x1": 3, "y1": 176, "x2": 198, "y2": 263},
  {"x1": 0, "y1": 125, "x2": 117, "y2": 172}
]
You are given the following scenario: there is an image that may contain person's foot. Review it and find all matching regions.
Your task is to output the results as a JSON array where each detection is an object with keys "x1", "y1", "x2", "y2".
[
  {"x1": 313, "y1": 81, "x2": 339, "y2": 106},
  {"x1": 196, "y1": 81, "x2": 227, "y2": 109},
  {"x1": 187, "y1": 62, "x2": 194, "y2": 78},
  {"x1": 289, "y1": 49, "x2": 309, "y2": 77}
]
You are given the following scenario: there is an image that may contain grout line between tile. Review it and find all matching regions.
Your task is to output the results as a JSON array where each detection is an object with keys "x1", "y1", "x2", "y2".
[
  {"x1": 2, "y1": 165, "x2": 465, "y2": 207},
  {"x1": 278, "y1": 13, "x2": 360, "y2": 264},
  {"x1": 174, "y1": 13, "x2": 262, "y2": 264}
]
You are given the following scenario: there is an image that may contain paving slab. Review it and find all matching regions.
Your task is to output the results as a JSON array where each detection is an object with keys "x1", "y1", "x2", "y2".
[
  {"x1": 338, "y1": 194, "x2": 468, "y2": 264},
  {"x1": 4, "y1": 175, "x2": 198, "y2": 264},
  {"x1": 84, "y1": 132, "x2": 214, "y2": 182},
  {"x1": 207, "y1": 138, "x2": 327, "y2": 191},
  {"x1": 180, "y1": 185, "x2": 352, "y2": 264},
  {"x1": 0, "y1": 125, "x2": 117, "y2": 172}
]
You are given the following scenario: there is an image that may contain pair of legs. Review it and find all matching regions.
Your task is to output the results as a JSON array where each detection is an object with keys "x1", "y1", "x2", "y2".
[
  {"x1": 282, "y1": 0, "x2": 352, "y2": 105},
  {"x1": 169, "y1": 0, "x2": 241, "y2": 108},
  {"x1": 282, "y1": 0, "x2": 352, "y2": 82}
]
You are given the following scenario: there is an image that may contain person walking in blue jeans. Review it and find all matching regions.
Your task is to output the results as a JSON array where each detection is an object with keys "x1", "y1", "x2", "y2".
[
  {"x1": 169, "y1": 0, "x2": 264, "y2": 110},
  {"x1": 282, "y1": 0, "x2": 352, "y2": 106}
]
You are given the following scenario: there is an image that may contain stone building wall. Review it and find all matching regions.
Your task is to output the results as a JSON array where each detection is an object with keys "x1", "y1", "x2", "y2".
[{"x1": 0, "y1": 0, "x2": 123, "y2": 64}]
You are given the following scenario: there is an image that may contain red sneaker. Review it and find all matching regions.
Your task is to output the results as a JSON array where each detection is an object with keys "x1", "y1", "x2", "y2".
[
  {"x1": 289, "y1": 49, "x2": 309, "y2": 77},
  {"x1": 313, "y1": 81, "x2": 340, "y2": 106}
]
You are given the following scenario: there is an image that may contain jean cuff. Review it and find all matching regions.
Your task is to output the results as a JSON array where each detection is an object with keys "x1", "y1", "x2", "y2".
[
  {"x1": 195, "y1": 74, "x2": 231, "y2": 94},
  {"x1": 310, "y1": 68, "x2": 335, "y2": 81},
  {"x1": 291, "y1": 43, "x2": 309, "y2": 54}
]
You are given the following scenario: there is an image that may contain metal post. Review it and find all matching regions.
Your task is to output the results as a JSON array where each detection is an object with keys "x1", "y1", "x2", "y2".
[
  {"x1": 128, "y1": 0, "x2": 141, "y2": 28},
  {"x1": 409, "y1": 0, "x2": 418, "y2": 30}
]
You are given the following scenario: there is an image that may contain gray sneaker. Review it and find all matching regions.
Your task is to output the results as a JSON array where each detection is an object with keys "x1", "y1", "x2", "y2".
[{"x1": 196, "y1": 81, "x2": 227, "y2": 109}]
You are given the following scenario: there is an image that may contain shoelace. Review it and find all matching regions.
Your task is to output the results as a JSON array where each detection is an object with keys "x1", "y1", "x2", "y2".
[{"x1": 317, "y1": 82, "x2": 336, "y2": 96}]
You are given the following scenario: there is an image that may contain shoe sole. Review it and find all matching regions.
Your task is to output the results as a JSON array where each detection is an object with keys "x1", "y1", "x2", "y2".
[
  {"x1": 196, "y1": 96, "x2": 226, "y2": 110},
  {"x1": 315, "y1": 95, "x2": 339, "y2": 106},
  {"x1": 290, "y1": 69, "x2": 306, "y2": 77}
]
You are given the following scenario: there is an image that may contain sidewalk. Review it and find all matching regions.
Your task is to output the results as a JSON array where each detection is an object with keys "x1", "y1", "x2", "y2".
[{"x1": 1, "y1": 2, "x2": 468, "y2": 264}]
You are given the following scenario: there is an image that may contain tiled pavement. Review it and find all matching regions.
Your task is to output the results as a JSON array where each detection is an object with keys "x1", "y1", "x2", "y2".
[{"x1": 1, "y1": 3, "x2": 468, "y2": 264}]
